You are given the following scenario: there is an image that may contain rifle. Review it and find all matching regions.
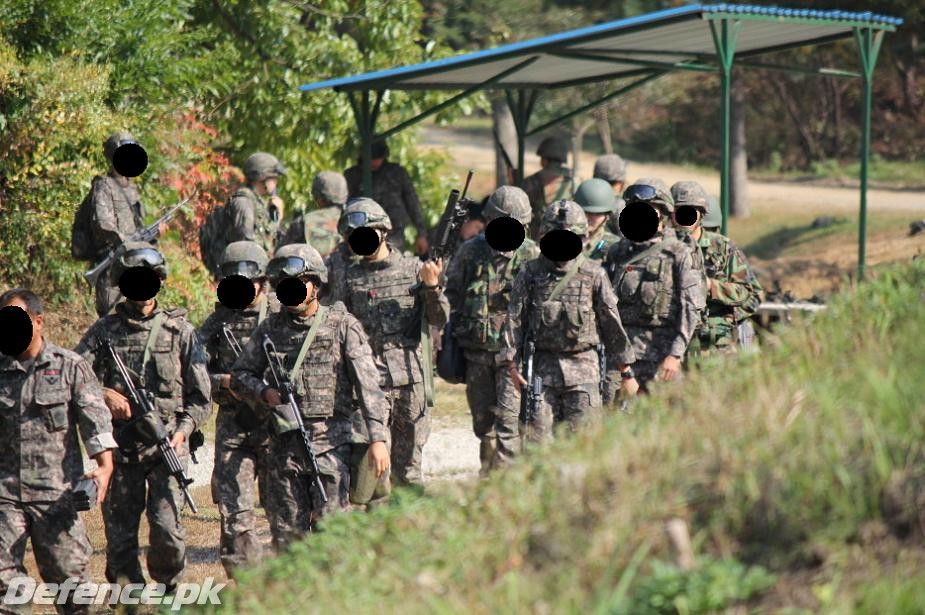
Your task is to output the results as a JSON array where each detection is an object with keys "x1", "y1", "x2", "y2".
[
  {"x1": 84, "y1": 193, "x2": 195, "y2": 288},
  {"x1": 518, "y1": 338, "x2": 543, "y2": 425},
  {"x1": 428, "y1": 170, "x2": 475, "y2": 262},
  {"x1": 222, "y1": 325, "x2": 244, "y2": 358},
  {"x1": 261, "y1": 335, "x2": 328, "y2": 505},
  {"x1": 102, "y1": 339, "x2": 198, "y2": 513}
]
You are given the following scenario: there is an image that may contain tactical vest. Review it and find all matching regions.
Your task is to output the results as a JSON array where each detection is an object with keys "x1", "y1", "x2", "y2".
[
  {"x1": 211, "y1": 302, "x2": 269, "y2": 372},
  {"x1": 610, "y1": 239, "x2": 684, "y2": 328},
  {"x1": 525, "y1": 257, "x2": 601, "y2": 352},
  {"x1": 235, "y1": 187, "x2": 278, "y2": 254},
  {"x1": 344, "y1": 253, "x2": 420, "y2": 354},
  {"x1": 91, "y1": 174, "x2": 143, "y2": 253},
  {"x1": 301, "y1": 207, "x2": 341, "y2": 257}
]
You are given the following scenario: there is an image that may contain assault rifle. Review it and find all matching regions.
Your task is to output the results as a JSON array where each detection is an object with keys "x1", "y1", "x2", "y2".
[
  {"x1": 222, "y1": 325, "x2": 244, "y2": 357},
  {"x1": 102, "y1": 339, "x2": 198, "y2": 513},
  {"x1": 84, "y1": 193, "x2": 195, "y2": 288},
  {"x1": 518, "y1": 337, "x2": 543, "y2": 425},
  {"x1": 428, "y1": 170, "x2": 475, "y2": 262},
  {"x1": 261, "y1": 335, "x2": 328, "y2": 505}
]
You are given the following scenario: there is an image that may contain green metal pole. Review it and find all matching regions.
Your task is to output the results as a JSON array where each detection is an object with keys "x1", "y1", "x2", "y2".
[
  {"x1": 855, "y1": 28, "x2": 884, "y2": 281},
  {"x1": 710, "y1": 19, "x2": 739, "y2": 236}
]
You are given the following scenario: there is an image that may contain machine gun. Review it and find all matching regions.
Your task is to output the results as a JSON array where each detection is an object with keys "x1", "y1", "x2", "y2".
[
  {"x1": 84, "y1": 193, "x2": 195, "y2": 288},
  {"x1": 518, "y1": 338, "x2": 544, "y2": 426},
  {"x1": 102, "y1": 339, "x2": 198, "y2": 513},
  {"x1": 428, "y1": 170, "x2": 475, "y2": 262},
  {"x1": 261, "y1": 335, "x2": 328, "y2": 505}
]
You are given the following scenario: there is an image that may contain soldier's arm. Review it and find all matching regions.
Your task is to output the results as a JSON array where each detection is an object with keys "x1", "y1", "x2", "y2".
[
  {"x1": 399, "y1": 166, "x2": 427, "y2": 235},
  {"x1": 91, "y1": 178, "x2": 128, "y2": 247},
  {"x1": 707, "y1": 240, "x2": 755, "y2": 307},
  {"x1": 195, "y1": 315, "x2": 227, "y2": 394},
  {"x1": 343, "y1": 317, "x2": 389, "y2": 443},
  {"x1": 72, "y1": 357, "x2": 119, "y2": 457},
  {"x1": 593, "y1": 269, "x2": 636, "y2": 369},
  {"x1": 230, "y1": 321, "x2": 272, "y2": 405},
  {"x1": 669, "y1": 253, "x2": 708, "y2": 358},
  {"x1": 228, "y1": 194, "x2": 255, "y2": 242},
  {"x1": 731, "y1": 244, "x2": 766, "y2": 319},
  {"x1": 443, "y1": 241, "x2": 468, "y2": 313},
  {"x1": 176, "y1": 325, "x2": 213, "y2": 438},
  {"x1": 497, "y1": 268, "x2": 529, "y2": 366},
  {"x1": 416, "y1": 260, "x2": 450, "y2": 330}
]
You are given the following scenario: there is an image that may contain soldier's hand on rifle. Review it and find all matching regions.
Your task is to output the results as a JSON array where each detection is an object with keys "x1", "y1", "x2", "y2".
[
  {"x1": 170, "y1": 431, "x2": 185, "y2": 453},
  {"x1": 368, "y1": 441, "x2": 390, "y2": 477},
  {"x1": 657, "y1": 355, "x2": 682, "y2": 382},
  {"x1": 270, "y1": 194, "x2": 285, "y2": 220},
  {"x1": 103, "y1": 387, "x2": 132, "y2": 420},
  {"x1": 507, "y1": 363, "x2": 528, "y2": 391},
  {"x1": 158, "y1": 222, "x2": 169, "y2": 237},
  {"x1": 420, "y1": 259, "x2": 442, "y2": 287},
  {"x1": 415, "y1": 235, "x2": 430, "y2": 257},
  {"x1": 262, "y1": 387, "x2": 283, "y2": 406}
]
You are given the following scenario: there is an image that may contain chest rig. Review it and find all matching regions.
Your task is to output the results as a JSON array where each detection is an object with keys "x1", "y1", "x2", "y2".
[
  {"x1": 345, "y1": 255, "x2": 420, "y2": 353},
  {"x1": 526, "y1": 257, "x2": 600, "y2": 352}
]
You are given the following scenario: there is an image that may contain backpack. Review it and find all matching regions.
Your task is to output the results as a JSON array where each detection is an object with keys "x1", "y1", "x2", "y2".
[
  {"x1": 199, "y1": 202, "x2": 229, "y2": 280},
  {"x1": 71, "y1": 177, "x2": 101, "y2": 261}
]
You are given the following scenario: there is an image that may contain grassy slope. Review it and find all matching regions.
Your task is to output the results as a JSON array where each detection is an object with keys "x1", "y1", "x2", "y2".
[{"x1": 204, "y1": 260, "x2": 925, "y2": 614}]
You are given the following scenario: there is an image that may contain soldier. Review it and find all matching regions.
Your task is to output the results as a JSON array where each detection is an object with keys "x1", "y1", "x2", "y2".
[
  {"x1": 278, "y1": 171, "x2": 348, "y2": 256},
  {"x1": 670, "y1": 182, "x2": 765, "y2": 356},
  {"x1": 74, "y1": 242, "x2": 212, "y2": 591},
  {"x1": 574, "y1": 178, "x2": 622, "y2": 262},
  {"x1": 0, "y1": 289, "x2": 116, "y2": 615},
  {"x1": 344, "y1": 140, "x2": 429, "y2": 255},
  {"x1": 605, "y1": 184, "x2": 707, "y2": 391},
  {"x1": 329, "y1": 199, "x2": 448, "y2": 487},
  {"x1": 227, "y1": 152, "x2": 287, "y2": 256},
  {"x1": 499, "y1": 200, "x2": 637, "y2": 444},
  {"x1": 230, "y1": 244, "x2": 390, "y2": 550},
  {"x1": 593, "y1": 153, "x2": 628, "y2": 195},
  {"x1": 196, "y1": 241, "x2": 277, "y2": 578},
  {"x1": 444, "y1": 186, "x2": 539, "y2": 473},
  {"x1": 521, "y1": 135, "x2": 576, "y2": 240}
]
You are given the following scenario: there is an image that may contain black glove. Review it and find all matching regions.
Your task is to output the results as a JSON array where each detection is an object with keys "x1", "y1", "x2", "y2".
[{"x1": 73, "y1": 478, "x2": 98, "y2": 511}]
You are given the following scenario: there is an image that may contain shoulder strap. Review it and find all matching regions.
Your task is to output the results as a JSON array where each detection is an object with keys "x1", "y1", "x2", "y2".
[
  {"x1": 548, "y1": 255, "x2": 585, "y2": 302},
  {"x1": 289, "y1": 306, "x2": 328, "y2": 384},
  {"x1": 257, "y1": 297, "x2": 268, "y2": 324},
  {"x1": 141, "y1": 312, "x2": 169, "y2": 386}
]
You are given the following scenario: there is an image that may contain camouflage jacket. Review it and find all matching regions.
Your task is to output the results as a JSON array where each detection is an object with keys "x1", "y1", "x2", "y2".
[
  {"x1": 89, "y1": 172, "x2": 145, "y2": 256},
  {"x1": 500, "y1": 255, "x2": 635, "y2": 381},
  {"x1": 197, "y1": 297, "x2": 277, "y2": 412},
  {"x1": 585, "y1": 224, "x2": 621, "y2": 262},
  {"x1": 521, "y1": 167, "x2": 576, "y2": 239},
  {"x1": 344, "y1": 162, "x2": 427, "y2": 235},
  {"x1": 697, "y1": 231, "x2": 765, "y2": 329},
  {"x1": 230, "y1": 302, "x2": 389, "y2": 451},
  {"x1": 330, "y1": 247, "x2": 449, "y2": 387},
  {"x1": 0, "y1": 340, "x2": 117, "y2": 502},
  {"x1": 279, "y1": 205, "x2": 341, "y2": 257},
  {"x1": 323, "y1": 242, "x2": 358, "y2": 307},
  {"x1": 445, "y1": 234, "x2": 539, "y2": 353},
  {"x1": 75, "y1": 301, "x2": 212, "y2": 459},
  {"x1": 606, "y1": 232, "x2": 707, "y2": 362},
  {"x1": 227, "y1": 186, "x2": 280, "y2": 256}
]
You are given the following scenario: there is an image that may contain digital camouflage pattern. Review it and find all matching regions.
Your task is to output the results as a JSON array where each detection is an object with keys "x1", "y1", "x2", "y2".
[
  {"x1": 500, "y1": 255, "x2": 635, "y2": 446},
  {"x1": 279, "y1": 206, "x2": 341, "y2": 256},
  {"x1": 344, "y1": 162, "x2": 427, "y2": 247},
  {"x1": 444, "y1": 234, "x2": 539, "y2": 473},
  {"x1": 593, "y1": 154, "x2": 627, "y2": 183},
  {"x1": 322, "y1": 242, "x2": 359, "y2": 307},
  {"x1": 75, "y1": 300, "x2": 212, "y2": 587},
  {"x1": 606, "y1": 232, "x2": 707, "y2": 385},
  {"x1": 227, "y1": 187, "x2": 280, "y2": 257},
  {"x1": 197, "y1": 297, "x2": 276, "y2": 576},
  {"x1": 0, "y1": 340, "x2": 117, "y2": 615},
  {"x1": 521, "y1": 168, "x2": 576, "y2": 240},
  {"x1": 585, "y1": 223, "x2": 621, "y2": 262},
  {"x1": 230, "y1": 303, "x2": 389, "y2": 550},
  {"x1": 330, "y1": 247, "x2": 449, "y2": 486}
]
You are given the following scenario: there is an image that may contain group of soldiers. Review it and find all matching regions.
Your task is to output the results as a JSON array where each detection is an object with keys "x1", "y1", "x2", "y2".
[{"x1": 0, "y1": 131, "x2": 764, "y2": 613}]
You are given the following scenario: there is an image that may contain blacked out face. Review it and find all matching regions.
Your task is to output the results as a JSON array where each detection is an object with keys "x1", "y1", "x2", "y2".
[
  {"x1": 0, "y1": 305, "x2": 33, "y2": 357},
  {"x1": 276, "y1": 277, "x2": 308, "y2": 307},
  {"x1": 111, "y1": 142, "x2": 148, "y2": 178},
  {"x1": 674, "y1": 206, "x2": 700, "y2": 229},
  {"x1": 539, "y1": 229, "x2": 583, "y2": 262},
  {"x1": 118, "y1": 267, "x2": 161, "y2": 301},
  {"x1": 619, "y1": 202, "x2": 660, "y2": 243},
  {"x1": 485, "y1": 216, "x2": 525, "y2": 252},
  {"x1": 348, "y1": 227, "x2": 381, "y2": 257},
  {"x1": 217, "y1": 275, "x2": 257, "y2": 310}
]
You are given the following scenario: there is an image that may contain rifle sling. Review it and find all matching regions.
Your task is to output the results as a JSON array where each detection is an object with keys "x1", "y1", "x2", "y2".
[
  {"x1": 548, "y1": 254, "x2": 585, "y2": 302},
  {"x1": 289, "y1": 306, "x2": 328, "y2": 388}
]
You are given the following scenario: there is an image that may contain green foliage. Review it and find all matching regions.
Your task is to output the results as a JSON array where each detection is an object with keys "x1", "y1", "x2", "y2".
[{"x1": 854, "y1": 572, "x2": 925, "y2": 615}]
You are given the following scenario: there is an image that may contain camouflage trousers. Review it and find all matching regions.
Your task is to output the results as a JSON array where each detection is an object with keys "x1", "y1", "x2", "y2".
[
  {"x1": 524, "y1": 351, "x2": 602, "y2": 444},
  {"x1": 94, "y1": 271, "x2": 123, "y2": 318},
  {"x1": 463, "y1": 350, "x2": 507, "y2": 475},
  {"x1": 103, "y1": 450, "x2": 191, "y2": 587},
  {"x1": 211, "y1": 408, "x2": 270, "y2": 578},
  {"x1": 384, "y1": 382, "x2": 430, "y2": 487},
  {"x1": 494, "y1": 361, "x2": 524, "y2": 467},
  {"x1": 0, "y1": 497, "x2": 91, "y2": 615},
  {"x1": 265, "y1": 435, "x2": 350, "y2": 552}
]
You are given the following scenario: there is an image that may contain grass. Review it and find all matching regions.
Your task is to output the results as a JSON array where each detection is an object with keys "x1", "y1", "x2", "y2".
[
  {"x1": 751, "y1": 158, "x2": 925, "y2": 190},
  {"x1": 199, "y1": 258, "x2": 925, "y2": 614}
]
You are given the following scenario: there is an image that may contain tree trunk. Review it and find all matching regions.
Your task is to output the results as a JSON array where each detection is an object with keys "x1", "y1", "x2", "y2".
[
  {"x1": 593, "y1": 107, "x2": 614, "y2": 154},
  {"x1": 730, "y1": 69, "x2": 750, "y2": 218},
  {"x1": 492, "y1": 98, "x2": 517, "y2": 187},
  {"x1": 571, "y1": 117, "x2": 594, "y2": 180}
]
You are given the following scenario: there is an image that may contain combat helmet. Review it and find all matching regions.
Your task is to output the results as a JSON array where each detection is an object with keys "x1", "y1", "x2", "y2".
[
  {"x1": 312, "y1": 171, "x2": 349, "y2": 206},
  {"x1": 483, "y1": 186, "x2": 532, "y2": 224},
  {"x1": 593, "y1": 154, "x2": 627, "y2": 183},
  {"x1": 623, "y1": 178, "x2": 675, "y2": 214},
  {"x1": 574, "y1": 178, "x2": 617, "y2": 214},
  {"x1": 267, "y1": 243, "x2": 328, "y2": 285},
  {"x1": 243, "y1": 152, "x2": 286, "y2": 183},
  {"x1": 541, "y1": 199, "x2": 588, "y2": 237},
  {"x1": 109, "y1": 241, "x2": 167, "y2": 285},
  {"x1": 338, "y1": 197, "x2": 393, "y2": 236},
  {"x1": 220, "y1": 241, "x2": 269, "y2": 280},
  {"x1": 103, "y1": 131, "x2": 138, "y2": 161},
  {"x1": 670, "y1": 181, "x2": 710, "y2": 213},
  {"x1": 702, "y1": 196, "x2": 722, "y2": 230},
  {"x1": 536, "y1": 136, "x2": 569, "y2": 163}
]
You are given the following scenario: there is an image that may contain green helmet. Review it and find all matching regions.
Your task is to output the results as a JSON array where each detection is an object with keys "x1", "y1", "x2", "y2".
[
  {"x1": 592, "y1": 154, "x2": 627, "y2": 183},
  {"x1": 536, "y1": 136, "x2": 569, "y2": 163},
  {"x1": 623, "y1": 179, "x2": 675, "y2": 214},
  {"x1": 103, "y1": 131, "x2": 137, "y2": 161},
  {"x1": 338, "y1": 197, "x2": 393, "y2": 235},
  {"x1": 268, "y1": 243, "x2": 327, "y2": 285},
  {"x1": 312, "y1": 171, "x2": 348, "y2": 206},
  {"x1": 483, "y1": 186, "x2": 531, "y2": 224},
  {"x1": 541, "y1": 199, "x2": 588, "y2": 237},
  {"x1": 243, "y1": 152, "x2": 286, "y2": 183},
  {"x1": 109, "y1": 241, "x2": 167, "y2": 285},
  {"x1": 574, "y1": 178, "x2": 617, "y2": 214},
  {"x1": 670, "y1": 181, "x2": 710, "y2": 213},
  {"x1": 702, "y1": 196, "x2": 722, "y2": 229},
  {"x1": 220, "y1": 241, "x2": 268, "y2": 279}
]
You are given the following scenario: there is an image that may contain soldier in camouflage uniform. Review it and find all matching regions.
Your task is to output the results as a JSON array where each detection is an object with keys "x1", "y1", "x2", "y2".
[
  {"x1": 444, "y1": 186, "x2": 539, "y2": 473},
  {"x1": 329, "y1": 199, "x2": 448, "y2": 487},
  {"x1": 84, "y1": 132, "x2": 147, "y2": 318},
  {"x1": 230, "y1": 244, "x2": 390, "y2": 550},
  {"x1": 344, "y1": 141, "x2": 429, "y2": 255},
  {"x1": 575, "y1": 178, "x2": 622, "y2": 262},
  {"x1": 669, "y1": 182, "x2": 765, "y2": 356},
  {"x1": 197, "y1": 241, "x2": 277, "y2": 577},
  {"x1": 228, "y1": 152, "x2": 287, "y2": 256},
  {"x1": 605, "y1": 184, "x2": 707, "y2": 391},
  {"x1": 521, "y1": 136, "x2": 576, "y2": 241},
  {"x1": 75, "y1": 242, "x2": 212, "y2": 590},
  {"x1": 594, "y1": 154, "x2": 629, "y2": 239},
  {"x1": 279, "y1": 172, "x2": 348, "y2": 256},
  {"x1": 0, "y1": 290, "x2": 116, "y2": 615},
  {"x1": 499, "y1": 200, "x2": 637, "y2": 444}
]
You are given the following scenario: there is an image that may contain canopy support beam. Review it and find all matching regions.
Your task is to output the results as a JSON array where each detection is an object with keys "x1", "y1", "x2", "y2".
[
  {"x1": 855, "y1": 26, "x2": 884, "y2": 281},
  {"x1": 347, "y1": 90, "x2": 383, "y2": 196},
  {"x1": 711, "y1": 18, "x2": 741, "y2": 235},
  {"x1": 507, "y1": 89, "x2": 539, "y2": 184}
]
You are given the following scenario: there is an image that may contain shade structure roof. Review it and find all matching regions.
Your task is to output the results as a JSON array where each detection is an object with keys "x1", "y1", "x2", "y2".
[{"x1": 299, "y1": 3, "x2": 901, "y2": 93}]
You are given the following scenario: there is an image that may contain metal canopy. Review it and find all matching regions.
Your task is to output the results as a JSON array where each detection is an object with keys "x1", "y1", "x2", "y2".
[{"x1": 298, "y1": 3, "x2": 902, "y2": 279}]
